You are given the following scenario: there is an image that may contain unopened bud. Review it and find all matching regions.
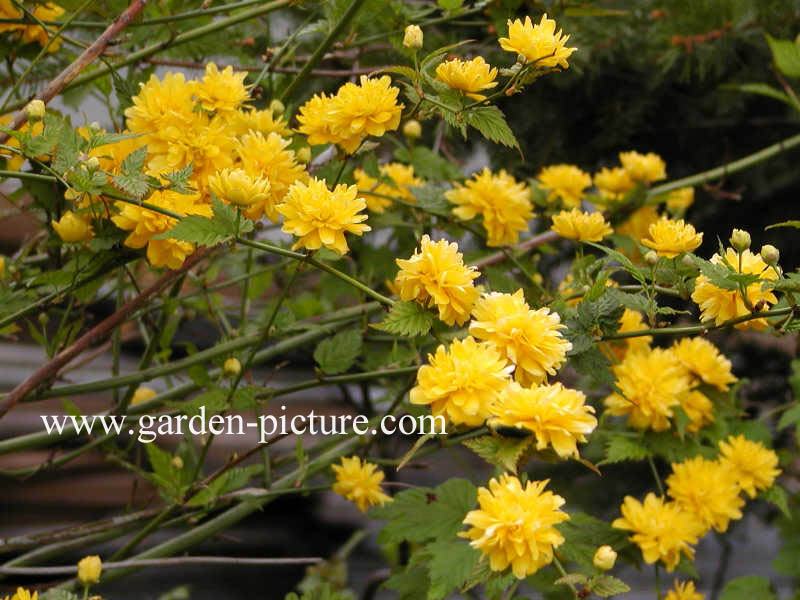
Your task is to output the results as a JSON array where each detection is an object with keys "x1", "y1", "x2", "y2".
[
  {"x1": 131, "y1": 386, "x2": 157, "y2": 406},
  {"x1": 645, "y1": 250, "x2": 659, "y2": 266},
  {"x1": 517, "y1": 54, "x2": 527, "y2": 64},
  {"x1": 403, "y1": 24, "x2": 423, "y2": 50},
  {"x1": 296, "y1": 146, "x2": 311, "y2": 163},
  {"x1": 86, "y1": 156, "x2": 100, "y2": 170},
  {"x1": 77, "y1": 555, "x2": 102, "y2": 586},
  {"x1": 730, "y1": 228, "x2": 751, "y2": 252},
  {"x1": 760, "y1": 244, "x2": 779, "y2": 265},
  {"x1": 269, "y1": 99, "x2": 285, "y2": 116},
  {"x1": 593, "y1": 545, "x2": 617, "y2": 570},
  {"x1": 38, "y1": 312, "x2": 49, "y2": 326},
  {"x1": 25, "y1": 99, "x2": 46, "y2": 121},
  {"x1": 89, "y1": 121, "x2": 101, "y2": 132},
  {"x1": 681, "y1": 254, "x2": 696, "y2": 269},
  {"x1": 171, "y1": 456, "x2": 184, "y2": 470},
  {"x1": 224, "y1": 357, "x2": 242, "y2": 377},
  {"x1": 402, "y1": 119, "x2": 422, "y2": 139}
]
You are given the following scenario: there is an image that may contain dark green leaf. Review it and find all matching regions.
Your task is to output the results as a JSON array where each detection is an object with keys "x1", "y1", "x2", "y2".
[
  {"x1": 313, "y1": 329, "x2": 363, "y2": 374},
  {"x1": 374, "y1": 301, "x2": 435, "y2": 337}
]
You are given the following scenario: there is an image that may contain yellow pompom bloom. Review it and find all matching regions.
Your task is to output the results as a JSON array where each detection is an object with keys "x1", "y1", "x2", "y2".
[
  {"x1": 691, "y1": 248, "x2": 778, "y2": 330},
  {"x1": 331, "y1": 456, "x2": 392, "y2": 513},
  {"x1": 445, "y1": 167, "x2": 532, "y2": 247},
  {"x1": 410, "y1": 336, "x2": 513, "y2": 427},
  {"x1": 718, "y1": 435, "x2": 781, "y2": 498},
  {"x1": 551, "y1": 208, "x2": 612, "y2": 242},
  {"x1": 680, "y1": 390, "x2": 715, "y2": 433},
  {"x1": 460, "y1": 474, "x2": 569, "y2": 579},
  {"x1": 277, "y1": 177, "x2": 369, "y2": 256},
  {"x1": 237, "y1": 131, "x2": 306, "y2": 222},
  {"x1": 488, "y1": 382, "x2": 597, "y2": 458},
  {"x1": 229, "y1": 107, "x2": 292, "y2": 138},
  {"x1": 594, "y1": 166, "x2": 634, "y2": 204},
  {"x1": 601, "y1": 308, "x2": 652, "y2": 362},
  {"x1": 666, "y1": 457, "x2": 744, "y2": 533},
  {"x1": 671, "y1": 337, "x2": 736, "y2": 392},
  {"x1": 77, "y1": 555, "x2": 102, "y2": 586},
  {"x1": 435, "y1": 56, "x2": 498, "y2": 101},
  {"x1": 111, "y1": 190, "x2": 211, "y2": 269},
  {"x1": 619, "y1": 151, "x2": 667, "y2": 183},
  {"x1": 537, "y1": 164, "x2": 592, "y2": 208},
  {"x1": 470, "y1": 289, "x2": 571, "y2": 385},
  {"x1": 616, "y1": 205, "x2": 660, "y2": 260},
  {"x1": 394, "y1": 235, "x2": 480, "y2": 326},
  {"x1": 296, "y1": 93, "x2": 340, "y2": 148},
  {"x1": 665, "y1": 580, "x2": 705, "y2": 600},
  {"x1": 195, "y1": 62, "x2": 250, "y2": 114},
  {"x1": 51, "y1": 211, "x2": 93, "y2": 243},
  {"x1": 131, "y1": 386, "x2": 157, "y2": 406},
  {"x1": 641, "y1": 217, "x2": 703, "y2": 257},
  {"x1": 667, "y1": 187, "x2": 695, "y2": 213},
  {"x1": 498, "y1": 14, "x2": 577, "y2": 69},
  {"x1": 355, "y1": 162, "x2": 422, "y2": 212},
  {"x1": 0, "y1": 1, "x2": 22, "y2": 34},
  {"x1": 21, "y1": 3, "x2": 65, "y2": 50},
  {"x1": 6, "y1": 588, "x2": 37, "y2": 600},
  {"x1": 612, "y1": 493, "x2": 704, "y2": 571},
  {"x1": 125, "y1": 72, "x2": 197, "y2": 142},
  {"x1": 604, "y1": 347, "x2": 691, "y2": 432},
  {"x1": 208, "y1": 168, "x2": 270, "y2": 208}
]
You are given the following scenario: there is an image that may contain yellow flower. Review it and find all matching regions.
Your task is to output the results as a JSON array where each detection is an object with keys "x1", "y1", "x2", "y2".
[
  {"x1": 331, "y1": 456, "x2": 392, "y2": 513},
  {"x1": 7, "y1": 588, "x2": 37, "y2": 600},
  {"x1": 111, "y1": 189, "x2": 211, "y2": 269},
  {"x1": 25, "y1": 99, "x2": 46, "y2": 121},
  {"x1": 604, "y1": 347, "x2": 691, "y2": 432},
  {"x1": 229, "y1": 107, "x2": 292, "y2": 138},
  {"x1": 538, "y1": 164, "x2": 592, "y2": 208},
  {"x1": 551, "y1": 208, "x2": 612, "y2": 242},
  {"x1": 445, "y1": 167, "x2": 532, "y2": 246},
  {"x1": 470, "y1": 289, "x2": 571, "y2": 385},
  {"x1": 394, "y1": 235, "x2": 479, "y2": 326},
  {"x1": 488, "y1": 382, "x2": 597, "y2": 458},
  {"x1": 21, "y1": 3, "x2": 65, "y2": 50},
  {"x1": 498, "y1": 14, "x2": 577, "y2": 69},
  {"x1": 131, "y1": 386, "x2": 157, "y2": 406},
  {"x1": 77, "y1": 555, "x2": 102, "y2": 586},
  {"x1": 0, "y1": 1, "x2": 22, "y2": 34},
  {"x1": 125, "y1": 72, "x2": 197, "y2": 144},
  {"x1": 297, "y1": 92, "x2": 340, "y2": 148},
  {"x1": 666, "y1": 457, "x2": 744, "y2": 533},
  {"x1": 208, "y1": 168, "x2": 270, "y2": 207},
  {"x1": 223, "y1": 357, "x2": 242, "y2": 377},
  {"x1": 51, "y1": 211, "x2": 93, "y2": 243},
  {"x1": 641, "y1": 218, "x2": 703, "y2": 257},
  {"x1": 195, "y1": 62, "x2": 250, "y2": 114},
  {"x1": 410, "y1": 336, "x2": 512, "y2": 427},
  {"x1": 435, "y1": 56, "x2": 498, "y2": 101},
  {"x1": 237, "y1": 131, "x2": 307, "y2": 222},
  {"x1": 594, "y1": 166, "x2": 634, "y2": 204},
  {"x1": 679, "y1": 390, "x2": 715, "y2": 433},
  {"x1": 667, "y1": 187, "x2": 695, "y2": 213},
  {"x1": 671, "y1": 337, "x2": 736, "y2": 392},
  {"x1": 616, "y1": 205, "x2": 660, "y2": 260},
  {"x1": 403, "y1": 24, "x2": 423, "y2": 49},
  {"x1": 0, "y1": 115, "x2": 44, "y2": 170},
  {"x1": 277, "y1": 177, "x2": 370, "y2": 256},
  {"x1": 717, "y1": 435, "x2": 781, "y2": 498},
  {"x1": 612, "y1": 493, "x2": 704, "y2": 571},
  {"x1": 665, "y1": 580, "x2": 705, "y2": 600},
  {"x1": 460, "y1": 474, "x2": 569, "y2": 579},
  {"x1": 619, "y1": 151, "x2": 667, "y2": 183},
  {"x1": 403, "y1": 119, "x2": 422, "y2": 139},
  {"x1": 691, "y1": 248, "x2": 778, "y2": 330},
  {"x1": 355, "y1": 162, "x2": 422, "y2": 213},
  {"x1": 593, "y1": 546, "x2": 618, "y2": 571},
  {"x1": 601, "y1": 308, "x2": 652, "y2": 362}
]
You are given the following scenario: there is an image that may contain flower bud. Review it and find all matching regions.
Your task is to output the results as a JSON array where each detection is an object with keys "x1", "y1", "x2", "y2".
[
  {"x1": 77, "y1": 555, "x2": 102, "y2": 586},
  {"x1": 402, "y1": 119, "x2": 422, "y2": 139},
  {"x1": 224, "y1": 357, "x2": 242, "y2": 377},
  {"x1": 593, "y1": 545, "x2": 617, "y2": 570},
  {"x1": 730, "y1": 228, "x2": 751, "y2": 252},
  {"x1": 269, "y1": 99, "x2": 285, "y2": 116},
  {"x1": 296, "y1": 146, "x2": 311, "y2": 163},
  {"x1": 86, "y1": 156, "x2": 100, "y2": 171},
  {"x1": 51, "y1": 211, "x2": 93, "y2": 243},
  {"x1": 208, "y1": 168, "x2": 270, "y2": 207},
  {"x1": 131, "y1": 386, "x2": 157, "y2": 406},
  {"x1": 681, "y1": 254, "x2": 696, "y2": 269},
  {"x1": 38, "y1": 312, "x2": 49, "y2": 326},
  {"x1": 25, "y1": 99, "x2": 46, "y2": 122},
  {"x1": 171, "y1": 456, "x2": 184, "y2": 470},
  {"x1": 760, "y1": 244, "x2": 779, "y2": 265},
  {"x1": 403, "y1": 25, "x2": 423, "y2": 50},
  {"x1": 645, "y1": 250, "x2": 659, "y2": 266},
  {"x1": 0, "y1": 256, "x2": 5, "y2": 279}
]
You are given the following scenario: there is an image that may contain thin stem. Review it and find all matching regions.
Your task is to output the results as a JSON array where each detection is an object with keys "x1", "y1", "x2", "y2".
[
  {"x1": 552, "y1": 555, "x2": 579, "y2": 598},
  {"x1": 648, "y1": 455, "x2": 665, "y2": 496}
]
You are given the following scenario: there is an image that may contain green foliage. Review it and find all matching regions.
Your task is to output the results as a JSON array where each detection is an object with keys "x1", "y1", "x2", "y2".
[
  {"x1": 157, "y1": 198, "x2": 254, "y2": 246},
  {"x1": 719, "y1": 576, "x2": 777, "y2": 600},
  {"x1": 765, "y1": 35, "x2": 800, "y2": 78},
  {"x1": 556, "y1": 512, "x2": 631, "y2": 569},
  {"x1": 313, "y1": 329, "x2": 363, "y2": 374},
  {"x1": 463, "y1": 434, "x2": 533, "y2": 473},
  {"x1": 374, "y1": 300, "x2": 435, "y2": 337},
  {"x1": 600, "y1": 436, "x2": 652, "y2": 465}
]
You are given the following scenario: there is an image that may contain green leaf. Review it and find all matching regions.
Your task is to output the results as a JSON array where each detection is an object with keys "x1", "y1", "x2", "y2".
[
  {"x1": 411, "y1": 184, "x2": 451, "y2": 217},
  {"x1": 556, "y1": 513, "x2": 631, "y2": 569},
  {"x1": 777, "y1": 404, "x2": 800, "y2": 431},
  {"x1": 39, "y1": 591, "x2": 81, "y2": 600},
  {"x1": 463, "y1": 435, "x2": 533, "y2": 473},
  {"x1": 157, "y1": 198, "x2": 254, "y2": 246},
  {"x1": 161, "y1": 163, "x2": 196, "y2": 194},
  {"x1": 585, "y1": 242, "x2": 647, "y2": 285},
  {"x1": 383, "y1": 565, "x2": 431, "y2": 600},
  {"x1": 765, "y1": 220, "x2": 800, "y2": 230},
  {"x1": 719, "y1": 576, "x2": 776, "y2": 600},
  {"x1": 170, "y1": 388, "x2": 228, "y2": 417},
  {"x1": 766, "y1": 34, "x2": 800, "y2": 78},
  {"x1": 313, "y1": 328, "x2": 363, "y2": 374},
  {"x1": 87, "y1": 131, "x2": 140, "y2": 151},
  {"x1": 187, "y1": 464, "x2": 261, "y2": 506},
  {"x1": 437, "y1": 0, "x2": 463, "y2": 11},
  {"x1": 374, "y1": 301, "x2": 435, "y2": 337},
  {"x1": 600, "y1": 436, "x2": 651, "y2": 465},
  {"x1": 568, "y1": 345, "x2": 615, "y2": 387},
  {"x1": 760, "y1": 484, "x2": 791, "y2": 518},
  {"x1": 461, "y1": 106, "x2": 520, "y2": 150},
  {"x1": 588, "y1": 574, "x2": 631, "y2": 597},
  {"x1": 484, "y1": 266, "x2": 519, "y2": 294},
  {"x1": 394, "y1": 146, "x2": 463, "y2": 181},
  {"x1": 724, "y1": 83, "x2": 799, "y2": 110},
  {"x1": 555, "y1": 574, "x2": 589, "y2": 587},
  {"x1": 424, "y1": 539, "x2": 481, "y2": 600}
]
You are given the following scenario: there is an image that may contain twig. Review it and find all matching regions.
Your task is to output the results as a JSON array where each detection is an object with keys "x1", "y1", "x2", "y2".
[{"x1": 472, "y1": 231, "x2": 559, "y2": 269}]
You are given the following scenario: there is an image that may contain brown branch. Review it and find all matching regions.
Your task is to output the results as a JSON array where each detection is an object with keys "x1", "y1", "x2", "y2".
[
  {"x1": 146, "y1": 57, "x2": 388, "y2": 77},
  {"x1": 472, "y1": 231, "x2": 559, "y2": 269},
  {"x1": 0, "y1": 248, "x2": 211, "y2": 419},
  {"x1": 0, "y1": 0, "x2": 146, "y2": 144}
]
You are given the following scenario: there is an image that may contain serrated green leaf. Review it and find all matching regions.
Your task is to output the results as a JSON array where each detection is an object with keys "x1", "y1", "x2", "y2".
[
  {"x1": 760, "y1": 484, "x2": 791, "y2": 518},
  {"x1": 187, "y1": 464, "x2": 261, "y2": 506},
  {"x1": 161, "y1": 163, "x2": 196, "y2": 194},
  {"x1": 374, "y1": 301, "x2": 435, "y2": 337},
  {"x1": 412, "y1": 184, "x2": 451, "y2": 217},
  {"x1": 461, "y1": 105, "x2": 520, "y2": 150},
  {"x1": 568, "y1": 345, "x2": 615, "y2": 387},
  {"x1": 766, "y1": 34, "x2": 800, "y2": 78},
  {"x1": 88, "y1": 131, "x2": 140, "y2": 151},
  {"x1": 383, "y1": 565, "x2": 430, "y2": 600},
  {"x1": 425, "y1": 539, "x2": 480, "y2": 600},
  {"x1": 600, "y1": 436, "x2": 651, "y2": 465},
  {"x1": 463, "y1": 435, "x2": 533, "y2": 473},
  {"x1": 719, "y1": 576, "x2": 776, "y2": 600},
  {"x1": 588, "y1": 574, "x2": 630, "y2": 597},
  {"x1": 585, "y1": 242, "x2": 647, "y2": 285},
  {"x1": 556, "y1": 513, "x2": 631, "y2": 569},
  {"x1": 554, "y1": 574, "x2": 589, "y2": 587},
  {"x1": 170, "y1": 388, "x2": 228, "y2": 417},
  {"x1": 156, "y1": 197, "x2": 254, "y2": 246},
  {"x1": 313, "y1": 329, "x2": 362, "y2": 374}
]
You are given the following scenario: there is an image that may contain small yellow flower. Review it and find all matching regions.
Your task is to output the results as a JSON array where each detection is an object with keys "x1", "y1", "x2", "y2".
[
  {"x1": 445, "y1": 167, "x2": 532, "y2": 247},
  {"x1": 277, "y1": 177, "x2": 370, "y2": 256},
  {"x1": 131, "y1": 386, "x2": 157, "y2": 406},
  {"x1": 410, "y1": 336, "x2": 512, "y2": 427},
  {"x1": 499, "y1": 14, "x2": 577, "y2": 69},
  {"x1": 195, "y1": 62, "x2": 251, "y2": 114},
  {"x1": 691, "y1": 248, "x2": 778, "y2": 330},
  {"x1": 666, "y1": 457, "x2": 744, "y2": 534},
  {"x1": 435, "y1": 56, "x2": 498, "y2": 101},
  {"x1": 641, "y1": 217, "x2": 703, "y2": 258},
  {"x1": 612, "y1": 493, "x2": 704, "y2": 571},
  {"x1": 331, "y1": 456, "x2": 392, "y2": 513},
  {"x1": 470, "y1": 289, "x2": 571, "y2": 385},
  {"x1": 228, "y1": 107, "x2": 292, "y2": 138},
  {"x1": 551, "y1": 208, "x2": 612, "y2": 242},
  {"x1": 679, "y1": 390, "x2": 715, "y2": 433},
  {"x1": 594, "y1": 166, "x2": 634, "y2": 204},
  {"x1": 394, "y1": 235, "x2": 479, "y2": 326},
  {"x1": 403, "y1": 119, "x2": 422, "y2": 139},
  {"x1": 667, "y1": 187, "x2": 695, "y2": 213},
  {"x1": 593, "y1": 545, "x2": 618, "y2": 571},
  {"x1": 488, "y1": 381, "x2": 597, "y2": 458},
  {"x1": 460, "y1": 474, "x2": 569, "y2": 579},
  {"x1": 619, "y1": 151, "x2": 667, "y2": 183},
  {"x1": 208, "y1": 168, "x2": 270, "y2": 207},
  {"x1": 223, "y1": 357, "x2": 242, "y2": 377},
  {"x1": 52, "y1": 211, "x2": 93, "y2": 243},
  {"x1": 25, "y1": 99, "x2": 46, "y2": 121},
  {"x1": 671, "y1": 337, "x2": 736, "y2": 392},
  {"x1": 6, "y1": 588, "x2": 37, "y2": 600},
  {"x1": 665, "y1": 580, "x2": 705, "y2": 600},
  {"x1": 538, "y1": 164, "x2": 592, "y2": 208},
  {"x1": 77, "y1": 555, "x2": 102, "y2": 586},
  {"x1": 354, "y1": 162, "x2": 422, "y2": 213},
  {"x1": 718, "y1": 435, "x2": 781, "y2": 498},
  {"x1": 403, "y1": 24, "x2": 423, "y2": 49}
]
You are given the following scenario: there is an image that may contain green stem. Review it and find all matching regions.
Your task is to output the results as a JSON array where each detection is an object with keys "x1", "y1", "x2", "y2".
[{"x1": 648, "y1": 455, "x2": 665, "y2": 496}]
